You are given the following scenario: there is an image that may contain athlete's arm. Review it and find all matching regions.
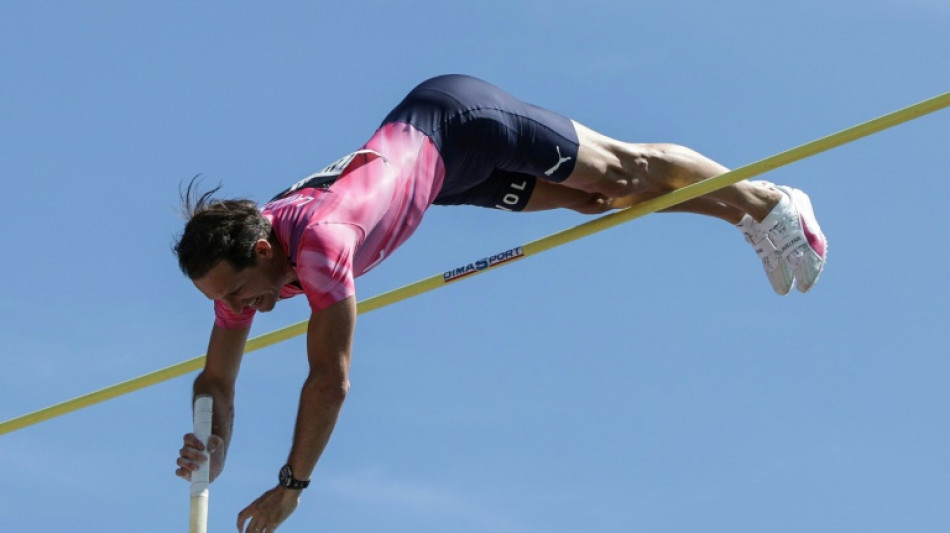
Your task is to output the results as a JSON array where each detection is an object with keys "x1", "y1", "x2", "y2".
[
  {"x1": 288, "y1": 294, "x2": 355, "y2": 479},
  {"x1": 524, "y1": 178, "x2": 613, "y2": 214},
  {"x1": 236, "y1": 295, "x2": 356, "y2": 532},
  {"x1": 176, "y1": 323, "x2": 249, "y2": 482}
]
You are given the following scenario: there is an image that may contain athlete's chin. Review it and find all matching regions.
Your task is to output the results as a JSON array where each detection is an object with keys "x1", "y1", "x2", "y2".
[{"x1": 249, "y1": 294, "x2": 278, "y2": 313}]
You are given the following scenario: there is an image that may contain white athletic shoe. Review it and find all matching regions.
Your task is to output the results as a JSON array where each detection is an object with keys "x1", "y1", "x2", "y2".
[
  {"x1": 756, "y1": 185, "x2": 829, "y2": 293},
  {"x1": 736, "y1": 181, "x2": 794, "y2": 295},
  {"x1": 738, "y1": 212, "x2": 795, "y2": 296}
]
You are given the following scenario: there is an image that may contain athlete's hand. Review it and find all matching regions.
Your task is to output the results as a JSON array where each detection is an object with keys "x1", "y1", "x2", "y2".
[
  {"x1": 237, "y1": 486, "x2": 300, "y2": 533},
  {"x1": 175, "y1": 432, "x2": 225, "y2": 482}
]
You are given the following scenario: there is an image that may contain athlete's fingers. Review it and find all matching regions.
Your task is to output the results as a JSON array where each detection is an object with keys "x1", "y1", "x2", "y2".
[
  {"x1": 175, "y1": 467, "x2": 192, "y2": 480},
  {"x1": 177, "y1": 456, "x2": 198, "y2": 469},
  {"x1": 237, "y1": 503, "x2": 254, "y2": 532},
  {"x1": 184, "y1": 432, "x2": 222, "y2": 455},
  {"x1": 179, "y1": 445, "x2": 208, "y2": 463},
  {"x1": 183, "y1": 432, "x2": 205, "y2": 451}
]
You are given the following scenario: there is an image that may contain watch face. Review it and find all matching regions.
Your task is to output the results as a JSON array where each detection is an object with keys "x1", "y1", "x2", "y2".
[
  {"x1": 278, "y1": 464, "x2": 308, "y2": 489},
  {"x1": 279, "y1": 465, "x2": 292, "y2": 486}
]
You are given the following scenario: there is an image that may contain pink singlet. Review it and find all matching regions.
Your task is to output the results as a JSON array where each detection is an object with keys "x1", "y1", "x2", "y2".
[{"x1": 213, "y1": 123, "x2": 445, "y2": 329}]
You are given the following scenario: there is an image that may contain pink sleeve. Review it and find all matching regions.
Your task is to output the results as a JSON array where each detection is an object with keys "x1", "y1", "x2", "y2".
[
  {"x1": 214, "y1": 300, "x2": 255, "y2": 330},
  {"x1": 295, "y1": 224, "x2": 358, "y2": 312}
]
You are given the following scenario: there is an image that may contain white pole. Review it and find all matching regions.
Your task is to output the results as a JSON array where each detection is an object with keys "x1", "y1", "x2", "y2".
[{"x1": 189, "y1": 395, "x2": 213, "y2": 533}]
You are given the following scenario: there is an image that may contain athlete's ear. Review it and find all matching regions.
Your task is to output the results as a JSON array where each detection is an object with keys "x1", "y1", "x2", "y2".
[{"x1": 253, "y1": 238, "x2": 273, "y2": 258}]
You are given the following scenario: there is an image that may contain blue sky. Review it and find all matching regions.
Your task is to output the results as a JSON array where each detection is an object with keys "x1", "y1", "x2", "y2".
[{"x1": 2, "y1": 1, "x2": 948, "y2": 532}]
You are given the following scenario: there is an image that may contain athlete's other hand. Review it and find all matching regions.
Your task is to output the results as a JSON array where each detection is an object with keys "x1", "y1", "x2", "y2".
[
  {"x1": 237, "y1": 486, "x2": 300, "y2": 533},
  {"x1": 175, "y1": 432, "x2": 225, "y2": 482}
]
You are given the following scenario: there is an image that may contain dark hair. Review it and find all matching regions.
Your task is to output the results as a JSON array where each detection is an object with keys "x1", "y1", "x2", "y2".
[{"x1": 173, "y1": 177, "x2": 271, "y2": 279}]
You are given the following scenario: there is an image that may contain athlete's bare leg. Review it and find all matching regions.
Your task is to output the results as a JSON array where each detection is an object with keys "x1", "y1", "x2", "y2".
[
  {"x1": 525, "y1": 178, "x2": 745, "y2": 223},
  {"x1": 558, "y1": 121, "x2": 780, "y2": 222}
]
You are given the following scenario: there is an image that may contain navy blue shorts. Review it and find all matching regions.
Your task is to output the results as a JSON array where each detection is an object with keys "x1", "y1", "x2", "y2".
[{"x1": 381, "y1": 75, "x2": 579, "y2": 211}]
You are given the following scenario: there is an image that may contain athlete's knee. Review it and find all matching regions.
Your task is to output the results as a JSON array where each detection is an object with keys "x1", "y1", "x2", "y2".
[
  {"x1": 593, "y1": 143, "x2": 673, "y2": 198},
  {"x1": 616, "y1": 142, "x2": 699, "y2": 191},
  {"x1": 569, "y1": 146, "x2": 647, "y2": 198},
  {"x1": 569, "y1": 126, "x2": 696, "y2": 198},
  {"x1": 572, "y1": 192, "x2": 614, "y2": 215}
]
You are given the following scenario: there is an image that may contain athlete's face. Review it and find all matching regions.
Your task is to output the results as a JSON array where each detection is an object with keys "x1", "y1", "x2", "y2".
[{"x1": 193, "y1": 240, "x2": 286, "y2": 314}]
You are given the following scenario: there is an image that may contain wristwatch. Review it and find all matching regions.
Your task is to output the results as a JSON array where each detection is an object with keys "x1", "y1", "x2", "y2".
[{"x1": 278, "y1": 464, "x2": 310, "y2": 490}]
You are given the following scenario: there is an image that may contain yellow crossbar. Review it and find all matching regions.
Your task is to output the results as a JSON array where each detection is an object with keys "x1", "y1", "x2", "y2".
[{"x1": 2, "y1": 91, "x2": 947, "y2": 436}]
